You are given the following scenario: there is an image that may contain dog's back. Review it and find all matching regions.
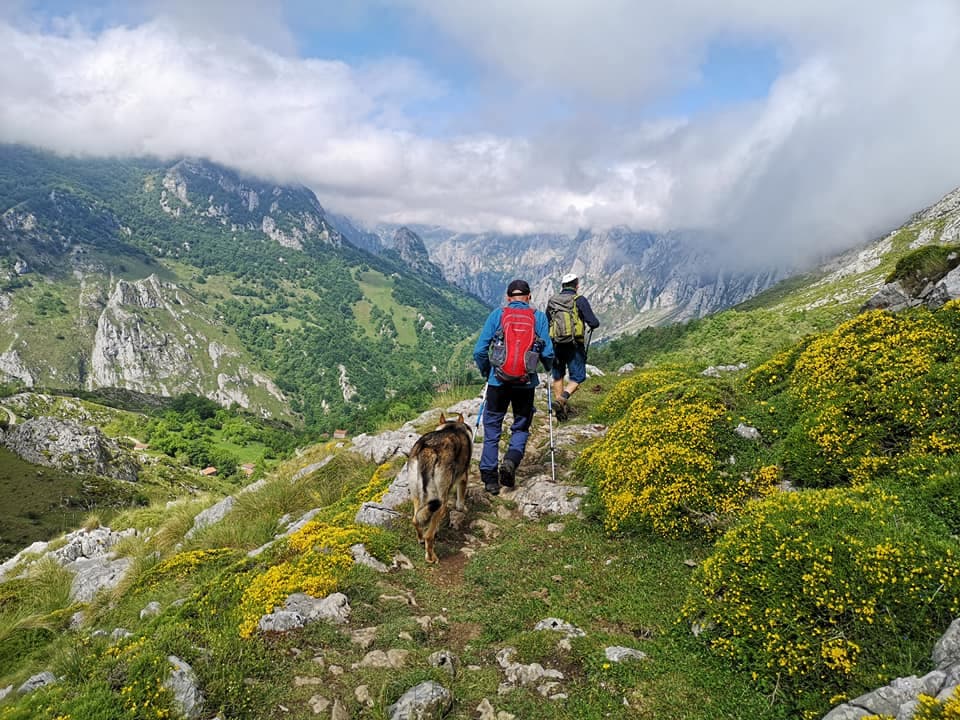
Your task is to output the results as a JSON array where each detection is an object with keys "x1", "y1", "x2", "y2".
[{"x1": 408, "y1": 413, "x2": 472, "y2": 563}]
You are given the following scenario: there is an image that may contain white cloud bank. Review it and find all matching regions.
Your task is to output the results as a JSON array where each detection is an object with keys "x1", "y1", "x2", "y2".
[{"x1": 2, "y1": 1, "x2": 960, "y2": 268}]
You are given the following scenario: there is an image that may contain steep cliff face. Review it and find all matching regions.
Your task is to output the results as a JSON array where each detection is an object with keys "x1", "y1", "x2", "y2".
[
  {"x1": 88, "y1": 275, "x2": 287, "y2": 415},
  {"x1": 423, "y1": 226, "x2": 784, "y2": 338},
  {"x1": 388, "y1": 227, "x2": 443, "y2": 281}
]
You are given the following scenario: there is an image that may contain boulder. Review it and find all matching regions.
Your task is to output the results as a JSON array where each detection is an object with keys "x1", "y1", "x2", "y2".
[
  {"x1": 164, "y1": 656, "x2": 204, "y2": 720},
  {"x1": 387, "y1": 680, "x2": 452, "y2": 720},
  {"x1": 0, "y1": 417, "x2": 138, "y2": 481}
]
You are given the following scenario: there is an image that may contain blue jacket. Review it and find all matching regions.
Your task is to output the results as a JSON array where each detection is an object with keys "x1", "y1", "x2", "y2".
[{"x1": 473, "y1": 301, "x2": 555, "y2": 388}]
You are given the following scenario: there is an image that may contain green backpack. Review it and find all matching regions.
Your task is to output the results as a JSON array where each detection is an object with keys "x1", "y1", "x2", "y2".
[{"x1": 547, "y1": 293, "x2": 584, "y2": 345}]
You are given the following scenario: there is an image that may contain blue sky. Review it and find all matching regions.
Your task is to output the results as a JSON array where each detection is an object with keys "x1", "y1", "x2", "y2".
[{"x1": 2, "y1": 1, "x2": 960, "y2": 266}]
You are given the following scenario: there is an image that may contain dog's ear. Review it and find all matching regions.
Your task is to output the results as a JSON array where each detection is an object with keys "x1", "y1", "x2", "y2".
[
  {"x1": 456, "y1": 413, "x2": 465, "y2": 423},
  {"x1": 439, "y1": 412, "x2": 447, "y2": 424}
]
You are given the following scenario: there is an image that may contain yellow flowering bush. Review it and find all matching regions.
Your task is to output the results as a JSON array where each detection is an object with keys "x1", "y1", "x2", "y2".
[
  {"x1": 237, "y1": 463, "x2": 395, "y2": 637},
  {"x1": 580, "y1": 390, "x2": 778, "y2": 537},
  {"x1": 681, "y1": 485, "x2": 960, "y2": 714},
  {"x1": 782, "y1": 307, "x2": 960, "y2": 487},
  {"x1": 591, "y1": 367, "x2": 693, "y2": 422},
  {"x1": 238, "y1": 520, "x2": 381, "y2": 637}
]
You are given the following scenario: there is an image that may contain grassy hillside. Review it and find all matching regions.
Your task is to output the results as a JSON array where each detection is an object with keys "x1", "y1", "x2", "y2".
[
  {"x1": 3, "y1": 281, "x2": 960, "y2": 717},
  {"x1": 0, "y1": 145, "x2": 489, "y2": 435}
]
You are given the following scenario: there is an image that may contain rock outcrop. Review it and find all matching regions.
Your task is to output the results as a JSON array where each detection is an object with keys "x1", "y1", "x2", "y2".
[{"x1": 0, "y1": 416, "x2": 138, "y2": 481}]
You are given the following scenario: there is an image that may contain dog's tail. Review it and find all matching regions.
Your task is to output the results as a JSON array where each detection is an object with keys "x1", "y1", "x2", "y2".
[{"x1": 412, "y1": 455, "x2": 444, "y2": 529}]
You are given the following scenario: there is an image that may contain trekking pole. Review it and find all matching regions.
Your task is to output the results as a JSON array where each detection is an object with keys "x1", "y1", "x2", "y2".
[
  {"x1": 545, "y1": 381, "x2": 557, "y2": 483},
  {"x1": 584, "y1": 327, "x2": 594, "y2": 364},
  {"x1": 473, "y1": 382, "x2": 488, "y2": 443}
]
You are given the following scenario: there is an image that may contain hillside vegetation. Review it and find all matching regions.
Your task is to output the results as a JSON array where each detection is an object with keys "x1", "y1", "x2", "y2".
[
  {"x1": 4, "y1": 254, "x2": 960, "y2": 717},
  {"x1": 0, "y1": 145, "x2": 488, "y2": 435}
]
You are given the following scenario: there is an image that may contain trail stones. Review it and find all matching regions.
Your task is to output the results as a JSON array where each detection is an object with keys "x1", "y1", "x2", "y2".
[
  {"x1": 257, "y1": 592, "x2": 351, "y2": 634},
  {"x1": 428, "y1": 650, "x2": 460, "y2": 678},
  {"x1": 605, "y1": 646, "x2": 648, "y2": 663},
  {"x1": 510, "y1": 479, "x2": 588, "y2": 519},
  {"x1": 387, "y1": 680, "x2": 452, "y2": 720},
  {"x1": 351, "y1": 544, "x2": 389, "y2": 572}
]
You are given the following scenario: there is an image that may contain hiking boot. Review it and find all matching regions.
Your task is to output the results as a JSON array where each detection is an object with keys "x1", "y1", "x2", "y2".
[
  {"x1": 499, "y1": 458, "x2": 516, "y2": 488},
  {"x1": 552, "y1": 398, "x2": 568, "y2": 422},
  {"x1": 482, "y1": 470, "x2": 500, "y2": 495}
]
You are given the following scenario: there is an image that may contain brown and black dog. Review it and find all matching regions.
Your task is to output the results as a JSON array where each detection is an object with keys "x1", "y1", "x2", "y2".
[{"x1": 406, "y1": 412, "x2": 472, "y2": 563}]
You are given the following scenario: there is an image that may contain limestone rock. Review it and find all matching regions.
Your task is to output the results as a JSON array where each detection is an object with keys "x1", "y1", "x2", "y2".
[
  {"x1": 185, "y1": 496, "x2": 235, "y2": 539},
  {"x1": 387, "y1": 680, "x2": 452, "y2": 720},
  {"x1": 351, "y1": 543, "x2": 389, "y2": 573},
  {"x1": 355, "y1": 502, "x2": 403, "y2": 529},
  {"x1": 70, "y1": 555, "x2": 133, "y2": 603},
  {"x1": 164, "y1": 656, "x2": 204, "y2": 720},
  {"x1": 0, "y1": 417, "x2": 138, "y2": 480},
  {"x1": 351, "y1": 429, "x2": 419, "y2": 463},
  {"x1": 140, "y1": 601, "x2": 162, "y2": 620},
  {"x1": 934, "y1": 618, "x2": 960, "y2": 669},
  {"x1": 428, "y1": 650, "x2": 459, "y2": 678},
  {"x1": 605, "y1": 646, "x2": 648, "y2": 663},
  {"x1": 17, "y1": 671, "x2": 56, "y2": 695},
  {"x1": 510, "y1": 479, "x2": 588, "y2": 519},
  {"x1": 534, "y1": 618, "x2": 586, "y2": 638}
]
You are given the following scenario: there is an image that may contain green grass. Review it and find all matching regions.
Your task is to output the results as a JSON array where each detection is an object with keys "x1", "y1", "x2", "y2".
[
  {"x1": 356, "y1": 269, "x2": 418, "y2": 345},
  {"x1": 0, "y1": 448, "x2": 138, "y2": 561}
]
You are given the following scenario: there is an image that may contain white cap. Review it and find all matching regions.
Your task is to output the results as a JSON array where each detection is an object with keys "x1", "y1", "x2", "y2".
[{"x1": 561, "y1": 272, "x2": 578, "y2": 284}]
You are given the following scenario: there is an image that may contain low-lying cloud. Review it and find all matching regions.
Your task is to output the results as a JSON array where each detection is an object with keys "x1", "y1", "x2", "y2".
[{"x1": 2, "y1": 1, "x2": 960, "y2": 269}]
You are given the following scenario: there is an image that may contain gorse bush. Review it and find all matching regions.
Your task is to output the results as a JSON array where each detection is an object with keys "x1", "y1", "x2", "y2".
[
  {"x1": 236, "y1": 461, "x2": 396, "y2": 637},
  {"x1": 579, "y1": 380, "x2": 779, "y2": 537},
  {"x1": 681, "y1": 485, "x2": 960, "y2": 714},
  {"x1": 590, "y1": 366, "x2": 697, "y2": 423},
  {"x1": 780, "y1": 307, "x2": 960, "y2": 487}
]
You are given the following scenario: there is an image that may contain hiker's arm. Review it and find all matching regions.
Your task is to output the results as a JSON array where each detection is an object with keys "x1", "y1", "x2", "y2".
[
  {"x1": 473, "y1": 310, "x2": 500, "y2": 377},
  {"x1": 577, "y1": 296, "x2": 600, "y2": 329},
  {"x1": 535, "y1": 311, "x2": 555, "y2": 369}
]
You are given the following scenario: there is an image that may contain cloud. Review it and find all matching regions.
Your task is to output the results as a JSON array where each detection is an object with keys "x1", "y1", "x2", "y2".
[{"x1": 1, "y1": 1, "x2": 960, "y2": 269}]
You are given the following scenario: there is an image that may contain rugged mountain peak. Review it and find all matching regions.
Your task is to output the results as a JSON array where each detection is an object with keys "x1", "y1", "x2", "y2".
[
  {"x1": 390, "y1": 227, "x2": 443, "y2": 281},
  {"x1": 158, "y1": 158, "x2": 342, "y2": 251}
]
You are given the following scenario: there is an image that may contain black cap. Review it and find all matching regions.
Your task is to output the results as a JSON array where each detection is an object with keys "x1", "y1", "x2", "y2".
[{"x1": 506, "y1": 279, "x2": 531, "y2": 296}]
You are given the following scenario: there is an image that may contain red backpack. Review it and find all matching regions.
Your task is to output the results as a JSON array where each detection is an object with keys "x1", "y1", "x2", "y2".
[{"x1": 490, "y1": 307, "x2": 538, "y2": 384}]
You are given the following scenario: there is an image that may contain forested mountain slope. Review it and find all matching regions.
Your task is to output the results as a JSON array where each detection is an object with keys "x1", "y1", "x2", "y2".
[{"x1": 0, "y1": 145, "x2": 488, "y2": 434}]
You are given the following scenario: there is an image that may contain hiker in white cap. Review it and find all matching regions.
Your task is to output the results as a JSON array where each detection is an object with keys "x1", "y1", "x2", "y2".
[{"x1": 546, "y1": 273, "x2": 600, "y2": 421}]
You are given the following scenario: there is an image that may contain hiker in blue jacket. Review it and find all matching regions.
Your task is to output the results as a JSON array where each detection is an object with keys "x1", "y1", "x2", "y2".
[{"x1": 473, "y1": 279, "x2": 554, "y2": 495}]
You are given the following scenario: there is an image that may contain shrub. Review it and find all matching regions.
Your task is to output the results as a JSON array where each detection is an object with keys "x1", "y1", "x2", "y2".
[
  {"x1": 590, "y1": 367, "x2": 691, "y2": 422},
  {"x1": 781, "y1": 308, "x2": 960, "y2": 487},
  {"x1": 680, "y1": 485, "x2": 960, "y2": 714},
  {"x1": 579, "y1": 387, "x2": 778, "y2": 537}
]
